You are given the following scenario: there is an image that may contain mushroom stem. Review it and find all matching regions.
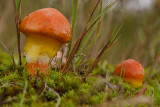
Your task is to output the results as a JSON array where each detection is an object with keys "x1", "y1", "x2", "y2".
[
  {"x1": 26, "y1": 62, "x2": 48, "y2": 75},
  {"x1": 24, "y1": 34, "x2": 62, "y2": 76}
]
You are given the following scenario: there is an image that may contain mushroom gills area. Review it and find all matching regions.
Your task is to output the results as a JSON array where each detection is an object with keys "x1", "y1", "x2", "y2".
[
  {"x1": 124, "y1": 77, "x2": 143, "y2": 88},
  {"x1": 24, "y1": 34, "x2": 62, "y2": 75}
]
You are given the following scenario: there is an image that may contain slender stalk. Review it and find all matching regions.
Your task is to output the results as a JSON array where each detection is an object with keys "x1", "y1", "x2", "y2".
[
  {"x1": 13, "y1": 0, "x2": 22, "y2": 65},
  {"x1": 88, "y1": 0, "x2": 103, "y2": 58}
]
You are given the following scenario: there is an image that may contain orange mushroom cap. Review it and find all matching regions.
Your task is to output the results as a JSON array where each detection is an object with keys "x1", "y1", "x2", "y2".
[
  {"x1": 19, "y1": 8, "x2": 71, "y2": 43},
  {"x1": 114, "y1": 59, "x2": 145, "y2": 87}
]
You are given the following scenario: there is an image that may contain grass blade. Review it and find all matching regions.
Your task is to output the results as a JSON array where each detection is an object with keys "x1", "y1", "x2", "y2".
[
  {"x1": 20, "y1": 68, "x2": 28, "y2": 107},
  {"x1": 77, "y1": 23, "x2": 98, "y2": 55},
  {"x1": 68, "y1": 0, "x2": 79, "y2": 53},
  {"x1": 88, "y1": 0, "x2": 117, "y2": 30},
  {"x1": 62, "y1": 0, "x2": 102, "y2": 72},
  {"x1": 76, "y1": 30, "x2": 102, "y2": 67},
  {"x1": 63, "y1": 0, "x2": 117, "y2": 72},
  {"x1": 84, "y1": 24, "x2": 122, "y2": 79},
  {"x1": 15, "y1": 0, "x2": 21, "y2": 12},
  {"x1": 88, "y1": 0, "x2": 103, "y2": 58}
]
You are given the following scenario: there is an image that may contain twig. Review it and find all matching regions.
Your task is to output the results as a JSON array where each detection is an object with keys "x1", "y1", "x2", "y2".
[
  {"x1": 136, "y1": 87, "x2": 147, "y2": 97},
  {"x1": 39, "y1": 82, "x2": 61, "y2": 107},
  {"x1": 107, "y1": 83, "x2": 119, "y2": 91},
  {"x1": 40, "y1": 82, "x2": 47, "y2": 96},
  {"x1": 0, "y1": 83, "x2": 10, "y2": 89},
  {"x1": 0, "y1": 82, "x2": 18, "y2": 89},
  {"x1": 46, "y1": 83, "x2": 61, "y2": 107}
]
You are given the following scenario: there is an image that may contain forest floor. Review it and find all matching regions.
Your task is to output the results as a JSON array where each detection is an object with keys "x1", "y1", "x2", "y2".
[{"x1": 0, "y1": 52, "x2": 160, "y2": 107}]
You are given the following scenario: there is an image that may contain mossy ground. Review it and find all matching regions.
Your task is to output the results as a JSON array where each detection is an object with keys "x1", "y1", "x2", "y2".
[{"x1": 0, "y1": 52, "x2": 160, "y2": 107}]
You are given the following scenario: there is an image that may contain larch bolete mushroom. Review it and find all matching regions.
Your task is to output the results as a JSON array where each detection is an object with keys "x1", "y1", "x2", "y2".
[
  {"x1": 19, "y1": 8, "x2": 71, "y2": 76},
  {"x1": 114, "y1": 59, "x2": 145, "y2": 87}
]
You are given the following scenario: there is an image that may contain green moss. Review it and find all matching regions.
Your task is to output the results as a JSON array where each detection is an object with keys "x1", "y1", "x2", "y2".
[
  {"x1": 151, "y1": 80, "x2": 160, "y2": 105},
  {"x1": 0, "y1": 52, "x2": 12, "y2": 65},
  {"x1": 0, "y1": 53, "x2": 157, "y2": 106},
  {"x1": 88, "y1": 92, "x2": 107, "y2": 104},
  {"x1": 123, "y1": 82, "x2": 140, "y2": 97},
  {"x1": 0, "y1": 64, "x2": 7, "y2": 71},
  {"x1": 0, "y1": 72, "x2": 20, "y2": 83}
]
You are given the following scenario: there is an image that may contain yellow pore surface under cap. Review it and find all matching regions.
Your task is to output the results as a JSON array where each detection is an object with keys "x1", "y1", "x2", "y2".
[
  {"x1": 24, "y1": 34, "x2": 62, "y2": 63},
  {"x1": 124, "y1": 77, "x2": 143, "y2": 88}
]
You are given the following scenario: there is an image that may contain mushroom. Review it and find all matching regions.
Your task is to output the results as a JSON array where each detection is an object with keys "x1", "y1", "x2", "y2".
[
  {"x1": 113, "y1": 59, "x2": 145, "y2": 87},
  {"x1": 19, "y1": 8, "x2": 71, "y2": 76}
]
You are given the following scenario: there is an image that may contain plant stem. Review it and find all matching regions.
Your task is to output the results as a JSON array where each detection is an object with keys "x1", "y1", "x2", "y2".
[
  {"x1": 17, "y1": 26, "x2": 22, "y2": 65},
  {"x1": 13, "y1": 0, "x2": 22, "y2": 65}
]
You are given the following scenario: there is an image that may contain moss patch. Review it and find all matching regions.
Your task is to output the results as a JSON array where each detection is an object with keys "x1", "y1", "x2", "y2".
[{"x1": 0, "y1": 52, "x2": 159, "y2": 106}]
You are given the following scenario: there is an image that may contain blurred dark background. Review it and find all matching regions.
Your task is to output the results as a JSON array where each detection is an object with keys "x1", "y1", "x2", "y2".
[{"x1": 0, "y1": 0, "x2": 160, "y2": 67}]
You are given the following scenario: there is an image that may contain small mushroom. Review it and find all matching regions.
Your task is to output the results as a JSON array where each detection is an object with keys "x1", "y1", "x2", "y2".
[
  {"x1": 19, "y1": 8, "x2": 71, "y2": 76},
  {"x1": 113, "y1": 59, "x2": 145, "y2": 87}
]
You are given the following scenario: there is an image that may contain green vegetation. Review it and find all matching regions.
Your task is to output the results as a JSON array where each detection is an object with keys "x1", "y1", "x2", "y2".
[
  {"x1": 0, "y1": 0, "x2": 160, "y2": 106},
  {"x1": 0, "y1": 52, "x2": 159, "y2": 106}
]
